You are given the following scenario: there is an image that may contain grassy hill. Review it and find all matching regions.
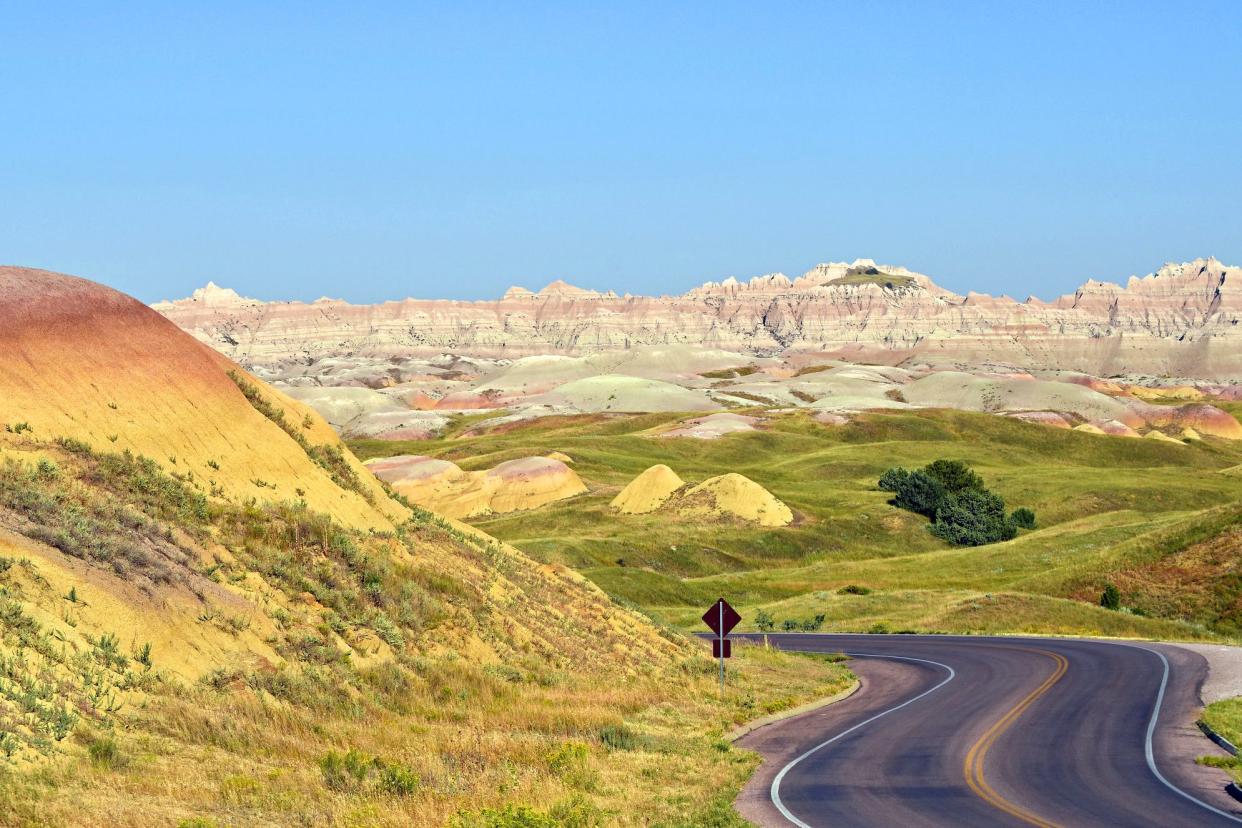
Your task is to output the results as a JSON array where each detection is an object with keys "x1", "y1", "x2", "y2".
[
  {"x1": 0, "y1": 268, "x2": 852, "y2": 826},
  {"x1": 352, "y1": 407, "x2": 1242, "y2": 642}
]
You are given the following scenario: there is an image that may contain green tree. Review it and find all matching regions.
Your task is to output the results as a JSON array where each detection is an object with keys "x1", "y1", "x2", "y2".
[
  {"x1": 754, "y1": 609, "x2": 775, "y2": 632},
  {"x1": 892, "y1": 470, "x2": 945, "y2": 518},
  {"x1": 930, "y1": 489, "x2": 1016, "y2": 546},
  {"x1": 923, "y1": 459, "x2": 985, "y2": 494}
]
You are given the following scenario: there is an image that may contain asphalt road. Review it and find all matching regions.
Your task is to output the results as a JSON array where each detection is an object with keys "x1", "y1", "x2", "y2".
[{"x1": 729, "y1": 634, "x2": 1242, "y2": 827}]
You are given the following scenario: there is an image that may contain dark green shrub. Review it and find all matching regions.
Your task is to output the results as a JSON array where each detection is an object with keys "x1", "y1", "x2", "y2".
[
  {"x1": 880, "y1": 459, "x2": 1031, "y2": 547},
  {"x1": 754, "y1": 609, "x2": 774, "y2": 631},
  {"x1": 801, "y1": 613, "x2": 826, "y2": 632},
  {"x1": 922, "y1": 459, "x2": 985, "y2": 493},
  {"x1": 1009, "y1": 507, "x2": 1037, "y2": 529},
  {"x1": 930, "y1": 489, "x2": 1016, "y2": 546},
  {"x1": 877, "y1": 467, "x2": 909, "y2": 492},
  {"x1": 781, "y1": 619, "x2": 798, "y2": 631},
  {"x1": 1101, "y1": 583, "x2": 1121, "y2": 610},
  {"x1": 892, "y1": 471, "x2": 945, "y2": 518},
  {"x1": 838, "y1": 584, "x2": 871, "y2": 595}
]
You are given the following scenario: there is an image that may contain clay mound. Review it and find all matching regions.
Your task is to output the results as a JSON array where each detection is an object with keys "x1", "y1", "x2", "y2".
[
  {"x1": 1005, "y1": 411, "x2": 1072, "y2": 429},
  {"x1": 1073, "y1": 423, "x2": 1107, "y2": 435},
  {"x1": 0, "y1": 267, "x2": 404, "y2": 530},
  {"x1": 1095, "y1": 420, "x2": 1141, "y2": 438},
  {"x1": 814, "y1": 411, "x2": 851, "y2": 426},
  {"x1": 1127, "y1": 384, "x2": 1205, "y2": 402},
  {"x1": 611, "y1": 464, "x2": 686, "y2": 514},
  {"x1": 435, "y1": 390, "x2": 505, "y2": 410},
  {"x1": 679, "y1": 473, "x2": 793, "y2": 527},
  {"x1": 366, "y1": 454, "x2": 585, "y2": 518},
  {"x1": 1172, "y1": 404, "x2": 1242, "y2": 440},
  {"x1": 483, "y1": 457, "x2": 588, "y2": 514},
  {"x1": 903, "y1": 372, "x2": 1139, "y2": 425},
  {"x1": 540, "y1": 374, "x2": 716, "y2": 413},
  {"x1": 1182, "y1": 428, "x2": 1203, "y2": 440},
  {"x1": 661, "y1": 413, "x2": 761, "y2": 439},
  {"x1": 546, "y1": 451, "x2": 574, "y2": 463},
  {"x1": 586, "y1": 346, "x2": 755, "y2": 380},
  {"x1": 1144, "y1": 430, "x2": 1185, "y2": 445}
]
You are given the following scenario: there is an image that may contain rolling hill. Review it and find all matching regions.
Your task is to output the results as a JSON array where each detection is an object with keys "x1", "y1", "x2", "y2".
[{"x1": 0, "y1": 267, "x2": 849, "y2": 826}]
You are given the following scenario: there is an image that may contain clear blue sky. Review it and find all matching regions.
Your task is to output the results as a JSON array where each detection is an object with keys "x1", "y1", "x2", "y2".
[{"x1": 4, "y1": 2, "x2": 1240, "y2": 303}]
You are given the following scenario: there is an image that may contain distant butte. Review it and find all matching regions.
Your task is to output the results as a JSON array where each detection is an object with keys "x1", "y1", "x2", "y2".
[{"x1": 151, "y1": 257, "x2": 1242, "y2": 380}]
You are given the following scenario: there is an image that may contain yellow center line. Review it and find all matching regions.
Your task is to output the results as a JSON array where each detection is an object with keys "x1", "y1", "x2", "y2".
[{"x1": 963, "y1": 648, "x2": 1070, "y2": 828}]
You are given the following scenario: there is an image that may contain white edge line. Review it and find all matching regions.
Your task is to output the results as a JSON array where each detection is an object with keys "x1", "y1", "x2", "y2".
[
  {"x1": 765, "y1": 638, "x2": 1242, "y2": 827},
  {"x1": 769, "y1": 653, "x2": 956, "y2": 828},
  {"x1": 1127, "y1": 644, "x2": 1242, "y2": 824}
]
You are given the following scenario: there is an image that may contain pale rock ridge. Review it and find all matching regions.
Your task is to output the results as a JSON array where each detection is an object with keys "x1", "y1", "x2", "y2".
[{"x1": 154, "y1": 258, "x2": 1242, "y2": 380}]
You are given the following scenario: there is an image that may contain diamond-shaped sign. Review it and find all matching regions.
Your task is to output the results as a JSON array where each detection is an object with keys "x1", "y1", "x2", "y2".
[{"x1": 702, "y1": 598, "x2": 741, "y2": 637}]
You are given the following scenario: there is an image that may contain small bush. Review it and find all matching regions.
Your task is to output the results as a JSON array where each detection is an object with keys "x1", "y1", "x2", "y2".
[
  {"x1": 56, "y1": 436, "x2": 92, "y2": 455},
  {"x1": 1009, "y1": 507, "x2": 1037, "y2": 529},
  {"x1": 376, "y1": 761, "x2": 420, "y2": 796},
  {"x1": 319, "y1": 748, "x2": 372, "y2": 791},
  {"x1": 754, "y1": 609, "x2": 775, "y2": 632},
  {"x1": 88, "y1": 736, "x2": 121, "y2": 768},
  {"x1": 838, "y1": 584, "x2": 871, "y2": 595},
  {"x1": 1100, "y1": 583, "x2": 1121, "y2": 611},
  {"x1": 781, "y1": 619, "x2": 798, "y2": 631},
  {"x1": 801, "y1": 613, "x2": 826, "y2": 632},
  {"x1": 597, "y1": 724, "x2": 641, "y2": 751}
]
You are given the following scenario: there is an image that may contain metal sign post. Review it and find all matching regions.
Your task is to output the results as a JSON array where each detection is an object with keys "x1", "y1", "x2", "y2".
[{"x1": 702, "y1": 598, "x2": 740, "y2": 694}]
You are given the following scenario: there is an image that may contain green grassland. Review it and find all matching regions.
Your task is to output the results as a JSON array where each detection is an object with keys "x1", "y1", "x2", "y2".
[{"x1": 351, "y1": 407, "x2": 1242, "y2": 642}]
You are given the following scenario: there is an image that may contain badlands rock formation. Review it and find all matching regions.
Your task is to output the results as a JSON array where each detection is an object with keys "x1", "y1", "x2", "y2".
[
  {"x1": 0, "y1": 267, "x2": 406, "y2": 530},
  {"x1": 609, "y1": 465, "x2": 793, "y2": 527},
  {"x1": 610, "y1": 464, "x2": 686, "y2": 514},
  {"x1": 155, "y1": 258, "x2": 1242, "y2": 380},
  {"x1": 366, "y1": 454, "x2": 586, "y2": 518}
]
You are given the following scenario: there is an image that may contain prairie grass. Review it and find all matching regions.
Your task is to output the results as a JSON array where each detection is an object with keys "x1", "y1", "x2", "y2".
[
  {"x1": 352, "y1": 407, "x2": 1242, "y2": 641},
  {"x1": 0, "y1": 438, "x2": 851, "y2": 825}
]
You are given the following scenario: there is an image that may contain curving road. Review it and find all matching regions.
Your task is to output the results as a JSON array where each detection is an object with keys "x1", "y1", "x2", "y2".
[{"x1": 729, "y1": 634, "x2": 1242, "y2": 827}]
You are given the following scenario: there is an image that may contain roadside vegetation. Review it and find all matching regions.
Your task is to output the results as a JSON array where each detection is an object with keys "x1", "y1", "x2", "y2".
[
  {"x1": 352, "y1": 406, "x2": 1242, "y2": 642},
  {"x1": 1197, "y1": 698, "x2": 1242, "y2": 783},
  {"x1": 0, "y1": 436, "x2": 851, "y2": 825}
]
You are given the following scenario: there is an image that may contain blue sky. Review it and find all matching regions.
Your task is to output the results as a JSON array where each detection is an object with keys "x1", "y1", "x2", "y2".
[{"x1": 3, "y1": 2, "x2": 1240, "y2": 303}]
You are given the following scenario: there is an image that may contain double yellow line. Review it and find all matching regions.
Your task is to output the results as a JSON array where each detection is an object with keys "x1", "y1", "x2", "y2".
[{"x1": 963, "y1": 648, "x2": 1069, "y2": 828}]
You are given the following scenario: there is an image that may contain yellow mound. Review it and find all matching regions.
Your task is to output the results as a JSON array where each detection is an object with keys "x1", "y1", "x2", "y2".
[
  {"x1": 0, "y1": 267, "x2": 405, "y2": 531},
  {"x1": 1144, "y1": 430, "x2": 1184, "y2": 445},
  {"x1": 1182, "y1": 427, "x2": 1203, "y2": 440},
  {"x1": 680, "y1": 473, "x2": 793, "y2": 527},
  {"x1": 368, "y1": 455, "x2": 586, "y2": 518},
  {"x1": 1073, "y1": 423, "x2": 1106, "y2": 435},
  {"x1": 546, "y1": 451, "x2": 574, "y2": 463},
  {"x1": 611, "y1": 464, "x2": 686, "y2": 514}
]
